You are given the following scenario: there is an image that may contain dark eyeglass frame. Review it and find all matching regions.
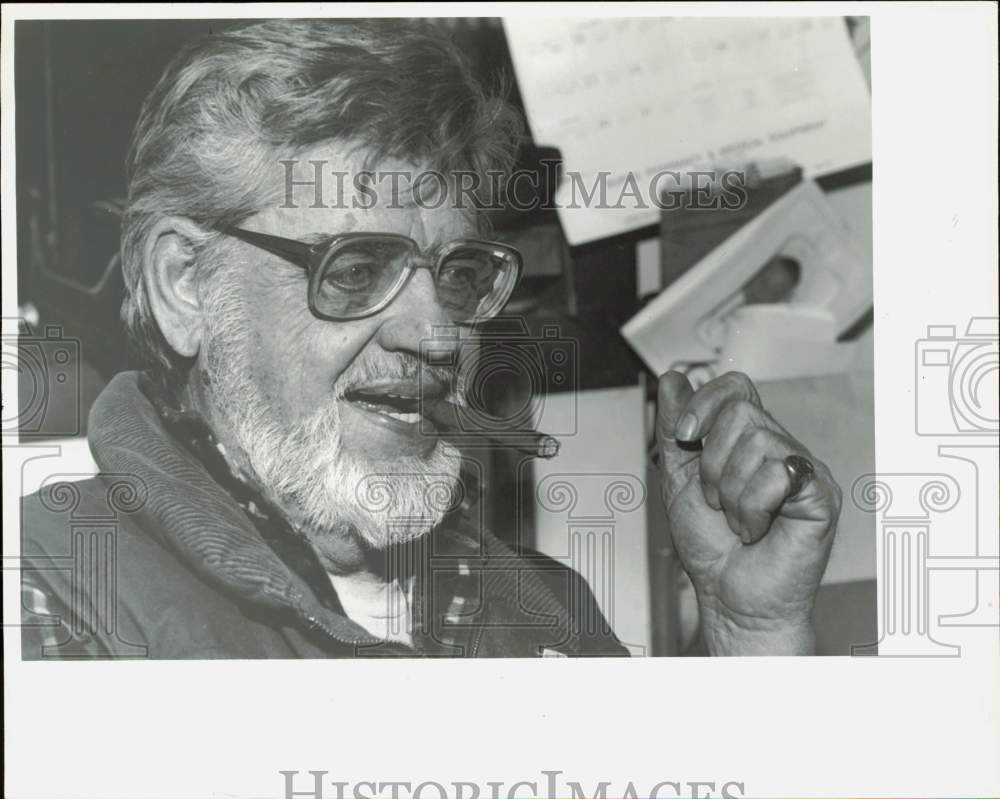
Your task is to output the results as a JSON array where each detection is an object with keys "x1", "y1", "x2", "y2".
[{"x1": 214, "y1": 226, "x2": 523, "y2": 324}]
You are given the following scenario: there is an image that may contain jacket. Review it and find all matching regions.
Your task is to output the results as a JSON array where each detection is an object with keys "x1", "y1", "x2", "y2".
[{"x1": 20, "y1": 372, "x2": 628, "y2": 659}]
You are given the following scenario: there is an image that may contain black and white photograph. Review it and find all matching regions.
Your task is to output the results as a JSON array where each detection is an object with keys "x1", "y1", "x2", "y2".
[
  {"x1": 2, "y1": 4, "x2": 997, "y2": 799},
  {"x1": 10, "y1": 13, "x2": 876, "y2": 660}
]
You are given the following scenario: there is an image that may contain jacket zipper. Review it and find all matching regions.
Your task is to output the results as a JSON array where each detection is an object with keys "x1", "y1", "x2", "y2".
[
  {"x1": 471, "y1": 621, "x2": 485, "y2": 658},
  {"x1": 303, "y1": 613, "x2": 381, "y2": 648}
]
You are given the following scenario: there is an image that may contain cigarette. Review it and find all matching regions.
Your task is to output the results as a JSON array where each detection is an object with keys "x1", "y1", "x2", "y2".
[{"x1": 424, "y1": 401, "x2": 561, "y2": 459}]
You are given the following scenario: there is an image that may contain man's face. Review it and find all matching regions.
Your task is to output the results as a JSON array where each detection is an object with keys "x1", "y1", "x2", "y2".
[{"x1": 194, "y1": 144, "x2": 471, "y2": 559}]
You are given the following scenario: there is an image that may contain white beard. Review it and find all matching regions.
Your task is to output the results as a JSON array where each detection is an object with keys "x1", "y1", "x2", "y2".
[{"x1": 199, "y1": 269, "x2": 463, "y2": 554}]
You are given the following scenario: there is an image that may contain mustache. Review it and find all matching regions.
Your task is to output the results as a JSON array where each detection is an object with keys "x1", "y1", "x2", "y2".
[{"x1": 334, "y1": 351, "x2": 460, "y2": 398}]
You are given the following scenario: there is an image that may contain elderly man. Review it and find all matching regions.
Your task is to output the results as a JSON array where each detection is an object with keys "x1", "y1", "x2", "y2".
[{"x1": 21, "y1": 18, "x2": 841, "y2": 658}]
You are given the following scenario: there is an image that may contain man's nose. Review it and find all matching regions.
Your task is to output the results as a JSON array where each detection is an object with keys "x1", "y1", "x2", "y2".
[{"x1": 375, "y1": 268, "x2": 461, "y2": 357}]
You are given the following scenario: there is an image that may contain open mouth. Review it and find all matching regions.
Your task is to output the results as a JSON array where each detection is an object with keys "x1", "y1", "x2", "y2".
[
  {"x1": 344, "y1": 388, "x2": 423, "y2": 425},
  {"x1": 342, "y1": 379, "x2": 448, "y2": 429}
]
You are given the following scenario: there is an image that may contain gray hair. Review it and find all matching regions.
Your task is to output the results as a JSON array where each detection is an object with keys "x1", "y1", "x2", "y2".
[{"x1": 121, "y1": 18, "x2": 524, "y2": 379}]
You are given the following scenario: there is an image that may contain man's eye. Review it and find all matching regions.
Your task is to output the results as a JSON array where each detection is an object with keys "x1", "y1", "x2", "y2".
[
  {"x1": 439, "y1": 265, "x2": 475, "y2": 287},
  {"x1": 325, "y1": 262, "x2": 380, "y2": 292},
  {"x1": 440, "y1": 262, "x2": 494, "y2": 295}
]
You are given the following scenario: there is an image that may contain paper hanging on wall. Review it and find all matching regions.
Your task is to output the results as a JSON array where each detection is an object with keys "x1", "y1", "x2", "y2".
[{"x1": 504, "y1": 17, "x2": 873, "y2": 245}]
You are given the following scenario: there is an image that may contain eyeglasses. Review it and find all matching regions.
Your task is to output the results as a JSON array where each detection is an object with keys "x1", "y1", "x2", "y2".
[{"x1": 214, "y1": 227, "x2": 523, "y2": 325}]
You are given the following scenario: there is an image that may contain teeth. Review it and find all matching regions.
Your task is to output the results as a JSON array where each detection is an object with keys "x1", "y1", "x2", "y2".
[
  {"x1": 353, "y1": 399, "x2": 420, "y2": 424},
  {"x1": 382, "y1": 410, "x2": 420, "y2": 424}
]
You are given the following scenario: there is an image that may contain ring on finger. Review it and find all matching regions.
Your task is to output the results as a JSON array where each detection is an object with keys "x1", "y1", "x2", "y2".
[{"x1": 783, "y1": 454, "x2": 815, "y2": 498}]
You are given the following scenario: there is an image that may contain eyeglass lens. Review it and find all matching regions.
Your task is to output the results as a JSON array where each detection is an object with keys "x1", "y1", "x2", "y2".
[{"x1": 314, "y1": 237, "x2": 514, "y2": 322}]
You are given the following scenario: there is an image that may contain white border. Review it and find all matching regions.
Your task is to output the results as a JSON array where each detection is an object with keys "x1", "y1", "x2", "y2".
[{"x1": 3, "y1": 3, "x2": 998, "y2": 798}]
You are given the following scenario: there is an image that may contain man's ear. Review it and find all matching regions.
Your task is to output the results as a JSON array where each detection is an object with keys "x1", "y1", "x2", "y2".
[{"x1": 143, "y1": 217, "x2": 214, "y2": 360}]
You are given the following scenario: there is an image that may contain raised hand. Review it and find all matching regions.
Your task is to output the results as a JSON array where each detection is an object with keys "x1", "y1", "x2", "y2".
[{"x1": 655, "y1": 370, "x2": 842, "y2": 655}]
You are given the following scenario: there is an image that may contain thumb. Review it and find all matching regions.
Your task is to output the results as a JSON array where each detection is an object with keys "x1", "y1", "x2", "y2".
[
  {"x1": 656, "y1": 370, "x2": 698, "y2": 482},
  {"x1": 657, "y1": 370, "x2": 694, "y2": 433}
]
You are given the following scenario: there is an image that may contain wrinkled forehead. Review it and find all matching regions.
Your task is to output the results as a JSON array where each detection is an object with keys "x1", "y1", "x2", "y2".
[{"x1": 252, "y1": 141, "x2": 480, "y2": 249}]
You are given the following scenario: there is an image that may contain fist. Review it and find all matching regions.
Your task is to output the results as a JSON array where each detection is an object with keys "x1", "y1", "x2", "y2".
[{"x1": 655, "y1": 370, "x2": 842, "y2": 655}]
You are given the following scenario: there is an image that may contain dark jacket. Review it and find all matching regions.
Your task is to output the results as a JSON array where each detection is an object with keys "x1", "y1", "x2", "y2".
[{"x1": 20, "y1": 372, "x2": 627, "y2": 659}]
